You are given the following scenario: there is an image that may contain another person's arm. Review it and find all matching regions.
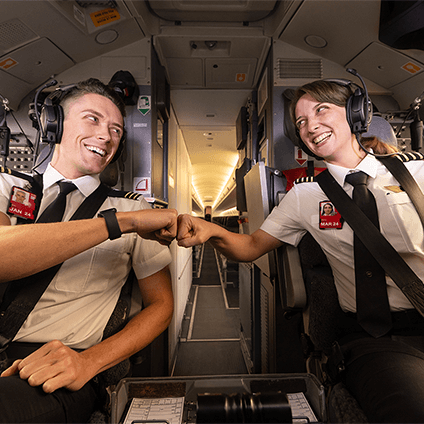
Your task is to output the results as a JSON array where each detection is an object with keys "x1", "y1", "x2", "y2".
[{"x1": 177, "y1": 214, "x2": 282, "y2": 262}]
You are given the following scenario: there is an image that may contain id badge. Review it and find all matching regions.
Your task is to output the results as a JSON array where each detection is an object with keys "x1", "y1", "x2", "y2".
[
  {"x1": 319, "y1": 200, "x2": 343, "y2": 229},
  {"x1": 7, "y1": 186, "x2": 37, "y2": 221}
]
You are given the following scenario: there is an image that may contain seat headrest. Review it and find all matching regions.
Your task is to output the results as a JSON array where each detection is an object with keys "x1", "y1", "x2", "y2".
[
  {"x1": 100, "y1": 161, "x2": 119, "y2": 187},
  {"x1": 362, "y1": 115, "x2": 398, "y2": 148}
]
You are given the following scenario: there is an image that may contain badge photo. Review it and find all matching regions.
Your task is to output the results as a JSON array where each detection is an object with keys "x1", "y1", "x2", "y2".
[
  {"x1": 7, "y1": 186, "x2": 37, "y2": 221},
  {"x1": 319, "y1": 200, "x2": 343, "y2": 229}
]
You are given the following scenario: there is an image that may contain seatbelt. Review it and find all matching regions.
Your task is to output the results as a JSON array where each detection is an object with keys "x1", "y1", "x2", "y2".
[
  {"x1": 316, "y1": 168, "x2": 424, "y2": 318},
  {"x1": 0, "y1": 183, "x2": 111, "y2": 351}
]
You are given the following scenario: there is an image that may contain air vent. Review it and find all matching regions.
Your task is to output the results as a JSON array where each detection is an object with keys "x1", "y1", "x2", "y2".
[
  {"x1": 276, "y1": 59, "x2": 323, "y2": 79},
  {"x1": 260, "y1": 283, "x2": 269, "y2": 373},
  {"x1": 0, "y1": 19, "x2": 38, "y2": 56},
  {"x1": 75, "y1": 0, "x2": 117, "y2": 7}
]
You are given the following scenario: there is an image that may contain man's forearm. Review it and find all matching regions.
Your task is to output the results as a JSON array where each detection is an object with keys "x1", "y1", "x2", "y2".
[
  {"x1": 0, "y1": 219, "x2": 109, "y2": 282},
  {"x1": 80, "y1": 269, "x2": 174, "y2": 381},
  {"x1": 82, "y1": 300, "x2": 173, "y2": 379},
  {"x1": 0, "y1": 208, "x2": 177, "y2": 283}
]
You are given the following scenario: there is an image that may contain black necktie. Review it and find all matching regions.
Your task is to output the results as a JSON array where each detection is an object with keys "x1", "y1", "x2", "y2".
[
  {"x1": 345, "y1": 171, "x2": 392, "y2": 337},
  {"x1": 36, "y1": 181, "x2": 77, "y2": 223}
]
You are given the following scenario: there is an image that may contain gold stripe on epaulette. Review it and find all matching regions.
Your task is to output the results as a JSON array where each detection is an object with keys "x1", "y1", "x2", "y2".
[
  {"x1": 0, "y1": 166, "x2": 11, "y2": 174},
  {"x1": 124, "y1": 191, "x2": 142, "y2": 200},
  {"x1": 294, "y1": 176, "x2": 316, "y2": 184},
  {"x1": 395, "y1": 152, "x2": 424, "y2": 162}
]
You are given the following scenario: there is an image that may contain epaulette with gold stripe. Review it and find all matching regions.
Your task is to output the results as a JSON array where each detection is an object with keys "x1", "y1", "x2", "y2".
[
  {"x1": 0, "y1": 165, "x2": 35, "y2": 183},
  {"x1": 393, "y1": 152, "x2": 424, "y2": 162},
  {"x1": 0, "y1": 165, "x2": 11, "y2": 175},
  {"x1": 108, "y1": 189, "x2": 143, "y2": 201},
  {"x1": 294, "y1": 176, "x2": 316, "y2": 184}
]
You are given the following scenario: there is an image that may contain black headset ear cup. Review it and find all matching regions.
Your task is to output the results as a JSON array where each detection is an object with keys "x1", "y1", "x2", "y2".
[
  {"x1": 56, "y1": 104, "x2": 64, "y2": 143},
  {"x1": 40, "y1": 100, "x2": 64, "y2": 144},
  {"x1": 346, "y1": 87, "x2": 372, "y2": 134}
]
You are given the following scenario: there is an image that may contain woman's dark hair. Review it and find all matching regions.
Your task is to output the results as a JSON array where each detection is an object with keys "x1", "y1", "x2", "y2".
[{"x1": 289, "y1": 80, "x2": 353, "y2": 126}]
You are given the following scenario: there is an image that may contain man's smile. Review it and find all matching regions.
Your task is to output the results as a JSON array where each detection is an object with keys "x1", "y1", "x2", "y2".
[{"x1": 84, "y1": 144, "x2": 107, "y2": 157}]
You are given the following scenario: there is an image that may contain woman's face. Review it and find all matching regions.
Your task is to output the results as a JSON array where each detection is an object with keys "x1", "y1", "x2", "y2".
[
  {"x1": 295, "y1": 93, "x2": 358, "y2": 166},
  {"x1": 323, "y1": 203, "x2": 333, "y2": 215}
]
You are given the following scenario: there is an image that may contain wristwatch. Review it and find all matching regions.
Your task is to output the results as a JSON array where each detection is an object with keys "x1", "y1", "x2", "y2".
[{"x1": 98, "y1": 208, "x2": 122, "y2": 240}]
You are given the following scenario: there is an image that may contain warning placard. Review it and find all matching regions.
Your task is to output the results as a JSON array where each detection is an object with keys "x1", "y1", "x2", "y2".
[
  {"x1": 0, "y1": 58, "x2": 18, "y2": 70},
  {"x1": 236, "y1": 73, "x2": 246, "y2": 82},
  {"x1": 90, "y1": 8, "x2": 120, "y2": 27},
  {"x1": 295, "y1": 147, "x2": 308, "y2": 166},
  {"x1": 401, "y1": 62, "x2": 421, "y2": 75},
  {"x1": 134, "y1": 177, "x2": 151, "y2": 195}
]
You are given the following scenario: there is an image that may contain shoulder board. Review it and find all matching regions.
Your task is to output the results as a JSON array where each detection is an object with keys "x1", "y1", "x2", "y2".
[
  {"x1": 294, "y1": 176, "x2": 316, "y2": 184},
  {"x1": 0, "y1": 166, "x2": 35, "y2": 183},
  {"x1": 393, "y1": 152, "x2": 424, "y2": 162},
  {"x1": 108, "y1": 189, "x2": 143, "y2": 201}
]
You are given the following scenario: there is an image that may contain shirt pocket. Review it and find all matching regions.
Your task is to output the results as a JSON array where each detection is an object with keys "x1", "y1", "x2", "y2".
[
  {"x1": 54, "y1": 235, "x2": 132, "y2": 293},
  {"x1": 384, "y1": 191, "x2": 423, "y2": 253}
]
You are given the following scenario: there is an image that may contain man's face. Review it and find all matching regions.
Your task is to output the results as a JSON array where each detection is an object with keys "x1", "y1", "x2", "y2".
[
  {"x1": 51, "y1": 93, "x2": 124, "y2": 179},
  {"x1": 15, "y1": 190, "x2": 26, "y2": 203}
]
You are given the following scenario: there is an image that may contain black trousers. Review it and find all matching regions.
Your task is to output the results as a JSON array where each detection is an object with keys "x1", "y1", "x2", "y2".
[
  {"x1": 0, "y1": 342, "x2": 104, "y2": 423},
  {"x1": 339, "y1": 310, "x2": 424, "y2": 423}
]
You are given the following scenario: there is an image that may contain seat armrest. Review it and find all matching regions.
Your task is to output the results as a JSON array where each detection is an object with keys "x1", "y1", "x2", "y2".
[{"x1": 281, "y1": 244, "x2": 307, "y2": 309}]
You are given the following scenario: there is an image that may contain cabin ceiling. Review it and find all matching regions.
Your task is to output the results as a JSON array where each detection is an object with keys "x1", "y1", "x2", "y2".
[{"x1": 0, "y1": 0, "x2": 423, "y2": 216}]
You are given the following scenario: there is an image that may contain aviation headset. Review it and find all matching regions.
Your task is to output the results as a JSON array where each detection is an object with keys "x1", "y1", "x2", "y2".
[
  {"x1": 291, "y1": 68, "x2": 373, "y2": 159},
  {"x1": 35, "y1": 79, "x2": 126, "y2": 163}
]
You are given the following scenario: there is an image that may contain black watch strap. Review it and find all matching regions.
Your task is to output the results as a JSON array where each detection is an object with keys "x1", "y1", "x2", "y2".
[{"x1": 98, "y1": 208, "x2": 122, "y2": 240}]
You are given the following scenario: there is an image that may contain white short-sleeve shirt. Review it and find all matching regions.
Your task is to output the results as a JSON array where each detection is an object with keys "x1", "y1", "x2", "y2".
[
  {"x1": 261, "y1": 154, "x2": 424, "y2": 313},
  {"x1": 0, "y1": 164, "x2": 172, "y2": 349}
]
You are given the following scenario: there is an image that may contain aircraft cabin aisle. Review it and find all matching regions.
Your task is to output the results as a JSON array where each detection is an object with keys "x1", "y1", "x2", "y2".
[{"x1": 172, "y1": 243, "x2": 248, "y2": 376}]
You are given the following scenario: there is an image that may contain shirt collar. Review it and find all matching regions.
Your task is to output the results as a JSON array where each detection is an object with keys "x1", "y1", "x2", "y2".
[
  {"x1": 325, "y1": 152, "x2": 379, "y2": 186},
  {"x1": 43, "y1": 164, "x2": 101, "y2": 197}
]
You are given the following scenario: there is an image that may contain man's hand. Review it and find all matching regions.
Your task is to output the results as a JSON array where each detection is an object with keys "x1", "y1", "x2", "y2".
[
  {"x1": 130, "y1": 208, "x2": 178, "y2": 246},
  {"x1": 0, "y1": 340, "x2": 94, "y2": 393},
  {"x1": 177, "y1": 214, "x2": 211, "y2": 247}
]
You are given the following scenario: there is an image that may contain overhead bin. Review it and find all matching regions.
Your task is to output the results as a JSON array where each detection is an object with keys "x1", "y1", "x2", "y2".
[{"x1": 147, "y1": 0, "x2": 278, "y2": 22}]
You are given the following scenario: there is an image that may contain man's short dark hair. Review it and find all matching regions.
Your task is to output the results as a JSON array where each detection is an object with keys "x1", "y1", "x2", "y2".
[{"x1": 60, "y1": 78, "x2": 126, "y2": 119}]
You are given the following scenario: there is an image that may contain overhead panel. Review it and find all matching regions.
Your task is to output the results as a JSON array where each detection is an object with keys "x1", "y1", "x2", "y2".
[
  {"x1": 45, "y1": 0, "x2": 146, "y2": 62},
  {"x1": 0, "y1": 18, "x2": 39, "y2": 56},
  {"x1": 0, "y1": 70, "x2": 32, "y2": 111},
  {"x1": 154, "y1": 28, "x2": 270, "y2": 89},
  {"x1": 166, "y1": 58, "x2": 204, "y2": 86},
  {"x1": 347, "y1": 42, "x2": 424, "y2": 88},
  {"x1": 278, "y1": 0, "x2": 381, "y2": 66},
  {"x1": 0, "y1": 38, "x2": 74, "y2": 85},
  {"x1": 49, "y1": 0, "x2": 130, "y2": 35},
  {"x1": 205, "y1": 58, "x2": 256, "y2": 88},
  {"x1": 147, "y1": 0, "x2": 278, "y2": 22}
]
